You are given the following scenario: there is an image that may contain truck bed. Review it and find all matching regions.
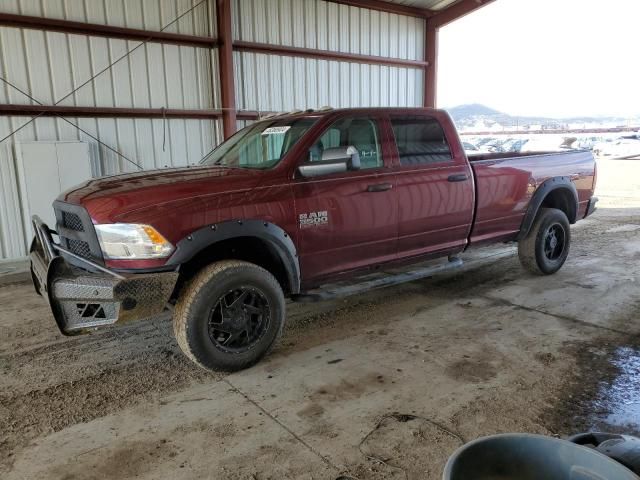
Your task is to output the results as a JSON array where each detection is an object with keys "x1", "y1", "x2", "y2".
[{"x1": 467, "y1": 150, "x2": 596, "y2": 245}]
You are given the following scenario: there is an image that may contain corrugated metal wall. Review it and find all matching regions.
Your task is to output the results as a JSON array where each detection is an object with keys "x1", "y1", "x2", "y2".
[
  {"x1": 0, "y1": 0, "x2": 214, "y2": 33},
  {"x1": 232, "y1": 0, "x2": 425, "y2": 112},
  {"x1": 0, "y1": 116, "x2": 220, "y2": 259},
  {"x1": 0, "y1": 0, "x2": 426, "y2": 260},
  {"x1": 0, "y1": 0, "x2": 222, "y2": 260},
  {"x1": 0, "y1": 1, "x2": 218, "y2": 110}
]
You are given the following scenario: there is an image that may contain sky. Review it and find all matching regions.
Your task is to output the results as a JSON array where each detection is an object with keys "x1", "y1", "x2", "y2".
[{"x1": 438, "y1": 0, "x2": 640, "y2": 118}]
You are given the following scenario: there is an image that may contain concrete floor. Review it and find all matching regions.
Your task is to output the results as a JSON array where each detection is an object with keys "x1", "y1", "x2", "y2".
[{"x1": 1, "y1": 159, "x2": 639, "y2": 480}]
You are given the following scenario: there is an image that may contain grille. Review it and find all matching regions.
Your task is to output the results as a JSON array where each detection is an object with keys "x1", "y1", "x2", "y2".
[
  {"x1": 62, "y1": 212, "x2": 84, "y2": 232},
  {"x1": 68, "y1": 239, "x2": 92, "y2": 259},
  {"x1": 54, "y1": 202, "x2": 103, "y2": 265}
]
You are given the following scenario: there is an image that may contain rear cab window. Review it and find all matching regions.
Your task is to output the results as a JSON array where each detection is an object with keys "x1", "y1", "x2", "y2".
[{"x1": 390, "y1": 116, "x2": 453, "y2": 166}]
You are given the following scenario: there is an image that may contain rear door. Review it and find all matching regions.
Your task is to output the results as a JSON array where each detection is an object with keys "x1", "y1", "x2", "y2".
[
  {"x1": 293, "y1": 115, "x2": 398, "y2": 283},
  {"x1": 390, "y1": 114, "x2": 474, "y2": 258}
]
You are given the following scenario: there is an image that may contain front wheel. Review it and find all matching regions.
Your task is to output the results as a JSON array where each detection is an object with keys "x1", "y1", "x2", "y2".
[
  {"x1": 174, "y1": 260, "x2": 285, "y2": 372},
  {"x1": 518, "y1": 208, "x2": 571, "y2": 275}
]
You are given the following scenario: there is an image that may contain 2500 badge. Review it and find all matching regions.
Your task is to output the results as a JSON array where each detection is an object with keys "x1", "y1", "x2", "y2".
[{"x1": 299, "y1": 211, "x2": 329, "y2": 228}]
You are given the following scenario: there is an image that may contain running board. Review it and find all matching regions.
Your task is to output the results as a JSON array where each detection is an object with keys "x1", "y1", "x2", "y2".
[{"x1": 292, "y1": 257, "x2": 463, "y2": 303}]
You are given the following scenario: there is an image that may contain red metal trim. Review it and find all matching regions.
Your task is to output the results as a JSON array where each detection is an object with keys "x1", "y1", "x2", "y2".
[
  {"x1": 0, "y1": 12, "x2": 219, "y2": 48},
  {"x1": 216, "y1": 0, "x2": 237, "y2": 139},
  {"x1": 424, "y1": 21, "x2": 438, "y2": 108},
  {"x1": 429, "y1": 0, "x2": 496, "y2": 28},
  {"x1": 325, "y1": 0, "x2": 434, "y2": 18},
  {"x1": 0, "y1": 104, "x2": 223, "y2": 119},
  {"x1": 0, "y1": 104, "x2": 273, "y2": 121},
  {"x1": 233, "y1": 41, "x2": 429, "y2": 69}
]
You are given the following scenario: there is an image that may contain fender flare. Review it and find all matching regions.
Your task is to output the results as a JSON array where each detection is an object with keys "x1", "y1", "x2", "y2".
[
  {"x1": 517, "y1": 176, "x2": 579, "y2": 241},
  {"x1": 166, "y1": 220, "x2": 301, "y2": 294}
]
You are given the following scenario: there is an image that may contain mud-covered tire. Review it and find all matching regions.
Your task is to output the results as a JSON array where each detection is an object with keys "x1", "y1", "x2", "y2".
[
  {"x1": 173, "y1": 260, "x2": 285, "y2": 372},
  {"x1": 518, "y1": 208, "x2": 571, "y2": 275}
]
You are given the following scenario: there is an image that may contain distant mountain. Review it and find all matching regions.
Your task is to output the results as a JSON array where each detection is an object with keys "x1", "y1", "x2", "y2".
[
  {"x1": 445, "y1": 104, "x2": 637, "y2": 132},
  {"x1": 447, "y1": 104, "x2": 503, "y2": 119}
]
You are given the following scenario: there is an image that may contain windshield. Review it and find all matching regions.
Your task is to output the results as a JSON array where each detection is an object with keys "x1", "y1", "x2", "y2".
[{"x1": 201, "y1": 117, "x2": 318, "y2": 169}]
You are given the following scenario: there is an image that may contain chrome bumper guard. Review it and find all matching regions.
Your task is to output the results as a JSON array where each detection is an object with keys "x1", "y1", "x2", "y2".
[{"x1": 30, "y1": 215, "x2": 178, "y2": 335}]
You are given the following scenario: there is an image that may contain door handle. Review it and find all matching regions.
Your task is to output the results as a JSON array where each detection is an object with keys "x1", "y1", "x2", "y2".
[
  {"x1": 447, "y1": 174, "x2": 468, "y2": 182},
  {"x1": 367, "y1": 183, "x2": 393, "y2": 192}
]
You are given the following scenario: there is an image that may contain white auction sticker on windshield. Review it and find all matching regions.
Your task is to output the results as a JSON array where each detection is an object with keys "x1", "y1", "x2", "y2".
[{"x1": 262, "y1": 126, "x2": 291, "y2": 135}]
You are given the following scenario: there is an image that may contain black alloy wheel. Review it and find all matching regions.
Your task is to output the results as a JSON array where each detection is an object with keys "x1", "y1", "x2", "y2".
[
  {"x1": 174, "y1": 260, "x2": 286, "y2": 372},
  {"x1": 543, "y1": 223, "x2": 566, "y2": 261},
  {"x1": 208, "y1": 287, "x2": 271, "y2": 353},
  {"x1": 518, "y1": 207, "x2": 571, "y2": 275}
]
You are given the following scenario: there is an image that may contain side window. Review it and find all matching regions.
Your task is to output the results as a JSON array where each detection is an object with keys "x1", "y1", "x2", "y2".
[
  {"x1": 391, "y1": 117, "x2": 452, "y2": 166},
  {"x1": 309, "y1": 117, "x2": 382, "y2": 169}
]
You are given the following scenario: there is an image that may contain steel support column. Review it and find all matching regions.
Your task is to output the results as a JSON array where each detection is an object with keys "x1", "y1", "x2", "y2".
[
  {"x1": 216, "y1": 0, "x2": 236, "y2": 139},
  {"x1": 424, "y1": 21, "x2": 438, "y2": 108}
]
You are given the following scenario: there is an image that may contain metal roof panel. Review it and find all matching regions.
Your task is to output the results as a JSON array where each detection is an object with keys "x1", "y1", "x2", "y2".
[{"x1": 382, "y1": 0, "x2": 460, "y2": 11}]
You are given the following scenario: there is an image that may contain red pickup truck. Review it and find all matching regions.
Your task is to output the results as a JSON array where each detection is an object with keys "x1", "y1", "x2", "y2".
[{"x1": 30, "y1": 108, "x2": 597, "y2": 371}]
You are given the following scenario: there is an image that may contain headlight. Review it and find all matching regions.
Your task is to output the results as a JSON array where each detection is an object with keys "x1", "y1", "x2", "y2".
[{"x1": 95, "y1": 224, "x2": 174, "y2": 260}]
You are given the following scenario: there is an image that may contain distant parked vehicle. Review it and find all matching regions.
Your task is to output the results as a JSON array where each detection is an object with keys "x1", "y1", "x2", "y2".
[
  {"x1": 592, "y1": 138, "x2": 615, "y2": 156},
  {"x1": 502, "y1": 138, "x2": 528, "y2": 153},
  {"x1": 462, "y1": 141, "x2": 481, "y2": 155},
  {"x1": 593, "y1": 135, "x2": 640, "y2": 158},
  {"x1": 575, "y1": 136, "x2": 602, "y2": 151},
  {"x1": 475, "y1": 138, "x2": 494, "y2": 148},
  {"x1": 477, "y1": 140, "x2": 505, "y2": 153},
  {"x1": 520, "y1": 136, "x2": 576, "y2": 153}
]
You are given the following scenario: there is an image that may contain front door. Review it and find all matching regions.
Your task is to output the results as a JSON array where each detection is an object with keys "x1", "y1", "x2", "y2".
[{"x1": 293, "y1": 115, "x2": 397, "y2": 284}]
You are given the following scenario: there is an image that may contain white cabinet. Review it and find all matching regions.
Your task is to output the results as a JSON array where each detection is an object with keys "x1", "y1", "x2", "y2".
[{"x1": 16, "y1": 141, "x2": 92, "y2": 238}]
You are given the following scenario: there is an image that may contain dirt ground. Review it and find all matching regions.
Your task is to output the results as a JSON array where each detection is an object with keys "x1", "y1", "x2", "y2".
[{"x1": 1, "y1": 159, "x2": 639, "y2": 479}]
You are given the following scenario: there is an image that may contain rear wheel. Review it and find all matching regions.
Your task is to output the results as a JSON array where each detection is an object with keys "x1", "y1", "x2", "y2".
[
  {"x1": 518, "y1": 208, "x2": 571, "y2": 275},
  {"x1": 174, "y1": 260, "x2": 285, "y2": 371}
]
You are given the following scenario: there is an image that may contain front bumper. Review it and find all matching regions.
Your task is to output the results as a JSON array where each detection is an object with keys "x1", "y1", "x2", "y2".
[{"x1": 30, "y1": 216, "x2": 178, "y2": 335}]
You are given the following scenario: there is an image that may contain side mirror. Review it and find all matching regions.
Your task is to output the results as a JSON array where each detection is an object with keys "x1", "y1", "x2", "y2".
[{"x1": 297, "y1": 146, "x2": 361, "y2": 178}]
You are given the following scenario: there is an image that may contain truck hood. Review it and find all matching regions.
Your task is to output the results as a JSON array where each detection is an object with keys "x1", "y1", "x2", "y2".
[{"x1": 60, "y1": 166, "x2": 263, "y2": 223}]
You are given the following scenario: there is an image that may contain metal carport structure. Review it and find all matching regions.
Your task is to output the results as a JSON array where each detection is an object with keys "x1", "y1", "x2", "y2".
[{"x1": 0, "y1": 0, "x2": 493, "y2": 261}]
